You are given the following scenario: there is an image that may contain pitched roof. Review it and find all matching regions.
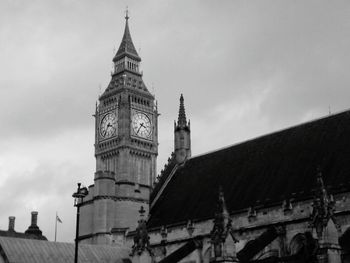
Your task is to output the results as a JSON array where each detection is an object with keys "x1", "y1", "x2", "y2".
[
  {"x1": 148, "y1": 110, "x2": 350, "y2": 228},
  {"x1": 0, "y1": 236, "x2": 129, "y2": 263},
  {"x1": 113, "y1": 16, "x2": 141, "y2": 62}
]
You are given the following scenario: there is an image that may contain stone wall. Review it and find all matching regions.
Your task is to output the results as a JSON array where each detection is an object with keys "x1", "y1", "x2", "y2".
[{"x1": 126, "y1": 191, "x2": 350, "y2": 262}]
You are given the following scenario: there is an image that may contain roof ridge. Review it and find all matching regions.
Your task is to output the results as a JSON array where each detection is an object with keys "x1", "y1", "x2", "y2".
[
  {"x1": 188, "y1": 108, "x2": 350, "y2": 161},
  {"x1": 150, "y1": 163, "x2": 180, "y2": 209},
  {"x1": 0, "y1": 235, "x2": 127, "y2": 248}
]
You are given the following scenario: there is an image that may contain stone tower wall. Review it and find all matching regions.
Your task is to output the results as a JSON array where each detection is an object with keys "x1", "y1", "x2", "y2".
[{"x1": 174, "y1": 128, "x2": 191, "y2": 163}]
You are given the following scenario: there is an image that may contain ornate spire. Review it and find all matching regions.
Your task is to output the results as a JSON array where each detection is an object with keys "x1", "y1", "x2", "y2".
[
  {"x1": 210, "y1": 187, "x2": 237, "y2": 261},
  {"x1": 309, "y1": 168, "x2": 341, "y2": 240},
  {"x1": 211, "y1": 187, "x2": 231, "y2": 241},
  {"x1": 217, "y1": 186, "x2": 230, "y2": 219},
  {"x1": 130, "y1": 206, "x2": 153, "y2": 256},
  {"x1": 177, "y1": 94, "x2": 187, "y2": 127},
  {"x1": 113, "y1": 11, "x2": 141, "y2": 62},
  {"x1": 174, "y1": 94, "x2": 191, "y2": 163}
]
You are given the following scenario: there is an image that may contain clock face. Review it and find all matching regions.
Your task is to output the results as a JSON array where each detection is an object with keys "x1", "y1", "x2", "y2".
[
  {"x1": 132, "y1": 112, "x2": 152, "y2": 139},
  {"x1": 100, "y1": 112, "x2": 117, "y2": 139}
]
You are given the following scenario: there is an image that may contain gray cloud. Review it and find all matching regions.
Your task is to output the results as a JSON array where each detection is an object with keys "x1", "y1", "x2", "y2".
[
  {"x1": 2, "y1": 1, "x2": 349, "y2": 139},
  {"x1": 0, "y1": 160, "x2": 90, "y2": 241}
]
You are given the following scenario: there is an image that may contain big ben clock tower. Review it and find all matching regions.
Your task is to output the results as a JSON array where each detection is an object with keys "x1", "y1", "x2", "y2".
[{"x1": 79, "y1": 13, "x2": 158, "y2": 245}]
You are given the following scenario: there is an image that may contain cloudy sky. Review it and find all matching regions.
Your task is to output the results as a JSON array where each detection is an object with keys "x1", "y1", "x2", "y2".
[{"x1": 0, "y1": 0, "x2": 349, "y2": 242}]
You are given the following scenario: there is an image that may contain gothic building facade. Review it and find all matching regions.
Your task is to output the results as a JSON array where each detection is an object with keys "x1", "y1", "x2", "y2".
[{"x1": 77, "y1": 15, "x2": 350, "y2": 263}]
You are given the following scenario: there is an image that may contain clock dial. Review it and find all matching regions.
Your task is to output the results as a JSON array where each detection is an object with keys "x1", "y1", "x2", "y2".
[
  {"x1": 100, "y1": 112, "x2": 117, "y2": 138},
  {"x1": 132, "y1": 112, "x2": 152, "y2": 139}
]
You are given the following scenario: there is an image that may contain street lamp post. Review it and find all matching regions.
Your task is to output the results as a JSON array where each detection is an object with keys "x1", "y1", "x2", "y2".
[{"x1": 72, "y1": 183, "x2": 88, "y2": 263}]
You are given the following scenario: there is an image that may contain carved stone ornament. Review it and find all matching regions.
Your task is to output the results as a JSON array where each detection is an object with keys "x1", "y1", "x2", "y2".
[
  {"x1": 309, "y1": 170, "x2": 341, "y2": 240},
  {"x1": 130, "y1": 206, "x2": 153, "y2": 256},
  {"x1": 210, "y1": 187, "x2": 237, "y2": 259}
]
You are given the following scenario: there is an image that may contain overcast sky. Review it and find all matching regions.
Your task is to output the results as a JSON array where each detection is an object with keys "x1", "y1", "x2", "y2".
[{"x1": 0, "y1": 0, "x2": 349, "y2": 243}]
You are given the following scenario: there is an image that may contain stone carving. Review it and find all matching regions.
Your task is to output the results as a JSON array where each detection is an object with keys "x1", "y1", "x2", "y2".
[{"x1": 309, "y1": 169, "x2": 341, "y2": 240}]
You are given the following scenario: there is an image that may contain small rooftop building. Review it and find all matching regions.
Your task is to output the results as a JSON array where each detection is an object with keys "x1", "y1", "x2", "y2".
[{"x1": 0, "y1": 212, "x2": 47, "y2": 241}]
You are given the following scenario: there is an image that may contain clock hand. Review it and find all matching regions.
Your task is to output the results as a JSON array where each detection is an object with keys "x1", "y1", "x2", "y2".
[{"x1": 136, "y1": 125, "x2": 142, "y2": 134}]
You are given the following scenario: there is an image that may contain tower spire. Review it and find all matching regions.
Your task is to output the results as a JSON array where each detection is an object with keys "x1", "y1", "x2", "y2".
[
  {"x1": 113, "y1": 10, "x2": 141, "y2": 63},
  {"x1": 174, "y1": 94, "x2": 191, "y2": 163},
  {"x1": 177, "y1": 94, "x2": 187, "y2": 127}
]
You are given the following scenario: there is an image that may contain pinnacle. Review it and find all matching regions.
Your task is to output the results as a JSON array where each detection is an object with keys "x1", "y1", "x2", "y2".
[
  {"x1": 177, "y1": 94, "x2": 187, "y2": 126},
  {"x1": 217, "y1": 186, "x2": 229, "y2": 218}
]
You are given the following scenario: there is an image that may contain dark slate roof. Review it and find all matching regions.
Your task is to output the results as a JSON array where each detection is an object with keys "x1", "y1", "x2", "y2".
[
  {"x1": 113, "y1": 17, "x2": 141, "y2": 62},
  {"x1": 148, "y1": 110, "x2": 350, "y2": 228},
  {"x1": 0, "y1": 236, "x2": 129, "y2": 263}
]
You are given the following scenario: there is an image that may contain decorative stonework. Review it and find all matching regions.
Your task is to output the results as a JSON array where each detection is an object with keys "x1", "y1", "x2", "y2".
[
  {"x1": 247, "y1": 206, "x2": 257, "y2": 222},
  {"x1": 187, "y1": 220, "x2": 195, "y2": 237},
  {"x1": 210, "y1": 187, "x2": 237, "y2": 262},
  {"x1": 282, "y1": 199, "x2": 293, "y2": 215},
  {"x1": 309, "y1": 170, "x2": 341, "y2": 240},
  {"x1": 131, "y1": 206, "x2": 153, "y2": 256}
]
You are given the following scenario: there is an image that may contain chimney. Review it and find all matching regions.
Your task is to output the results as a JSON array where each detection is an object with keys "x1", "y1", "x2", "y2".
[
  {"x1": 8, "y1": 216, "x2": 15, "y2": 231},
  {"x1": 31, "y1": 211, "x2": 38, "y2": 227},
  {"x1": 25, "y1": 211, "x2": 44, "y2": 238}
]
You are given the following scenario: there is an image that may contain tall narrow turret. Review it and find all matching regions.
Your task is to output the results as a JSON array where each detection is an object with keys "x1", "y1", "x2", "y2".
[{"x1": 174, "y1": 94, "x2": 191, "y2": 163}]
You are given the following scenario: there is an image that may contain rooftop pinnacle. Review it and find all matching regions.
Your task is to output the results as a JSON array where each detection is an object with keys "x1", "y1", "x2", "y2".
[{"x1": 177, "y1": 94, "x2": 187, "y2": 127}]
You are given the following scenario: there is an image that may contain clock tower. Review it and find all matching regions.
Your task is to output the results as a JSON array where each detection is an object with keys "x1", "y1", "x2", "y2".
[{"x1": 79, "y1": 13, "x2": 158, "y2": 245}]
